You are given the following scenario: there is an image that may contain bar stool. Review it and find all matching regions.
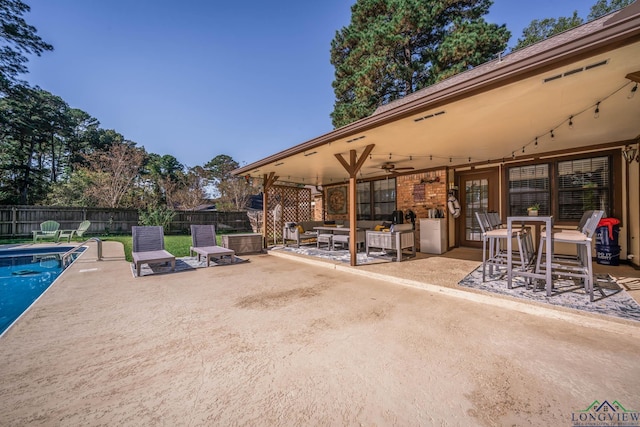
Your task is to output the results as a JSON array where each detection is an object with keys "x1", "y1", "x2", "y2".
[
  {"x1": 332, "y1": 234, "x2": 349, "y2": 250},
  {"x1": 534, "y1": 210, "x2": 604, "y2": 301},
  {"x1": 317, "y1": 233, "x2": 333, "y2": 249},
  {"x1": 475, "y1": 212, "x2": 532, "y2": 282}
]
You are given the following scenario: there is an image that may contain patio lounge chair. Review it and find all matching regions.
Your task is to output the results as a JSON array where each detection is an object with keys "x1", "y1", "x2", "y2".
[
  {"x1": 32, "y1": 220, "x2": 61, "y2": 243},
  {"x1": 190, "y1": 225, "x2": 235, "y2": 266},
  {"x1": 57, "y1": 220, "x2": 91, "y2": 243},
  {"x1": 132, "y1": 226, "x2": 175, "y2": 277}
]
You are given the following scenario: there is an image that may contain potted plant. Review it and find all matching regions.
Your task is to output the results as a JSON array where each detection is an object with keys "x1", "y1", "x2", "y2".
[{"x1": 527, "y1": 203, "x2": 540, "y2": 216}]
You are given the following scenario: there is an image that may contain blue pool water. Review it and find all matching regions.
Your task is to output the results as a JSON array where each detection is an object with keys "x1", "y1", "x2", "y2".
[{"x1": 0, "y1": 246, "x2": 84, "y2": 335}]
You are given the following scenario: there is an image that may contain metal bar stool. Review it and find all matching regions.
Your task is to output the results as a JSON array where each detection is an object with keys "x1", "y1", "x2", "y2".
[
  {"x1": 534, "y1": 210, "x2": 604, "y2": 301},
  {"x1": 475, "y1": 212, "x2": 531, "y2": 282},
  {"x1": 332, "y1": 234, "x2": 349, "y2": 250},
  {"x1": 317, "y1": 233, "x2": 333, "y2": 249}
]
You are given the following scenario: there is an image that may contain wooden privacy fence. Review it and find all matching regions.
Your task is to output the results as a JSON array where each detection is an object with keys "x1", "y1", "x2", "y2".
[{"x1": 0, "y1": 206, "x2": 252, "y2": 238}]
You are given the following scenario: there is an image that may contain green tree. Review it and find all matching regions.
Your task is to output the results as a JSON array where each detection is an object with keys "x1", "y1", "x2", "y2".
[
  {"x1": 46, "y1": 169, "x2": 93, "y2": 206},
  {"x1": 0, "y1": 0, "x2": 53, "y2": 93},
  {"x1": 0, "y1": 86, "x2": 69, "y2": 203},
  {"x1": 514, "y1": 0, "x2": 634, "y2": 51},
  {"x1": 329, "y1": 0, "x2": 510, "y2": 128},
  {"x1": 62, "y1": 108, "x2": 101, "y2": 174},
  {"x1": 588, "y1": 0, "x2": 634, "y2": 20},
  {"x1": 204, "y1": 154, "x2": 239, "y2": 197},
  {"x1": 513, "y1": 11, "x2": 583, "y2": 51},
  {"x1": 203, "y1": 154, "x2": 256, "y2": 211},
  {"x1": 142, "y1": 153, "x2": 185, "y2": 206}
]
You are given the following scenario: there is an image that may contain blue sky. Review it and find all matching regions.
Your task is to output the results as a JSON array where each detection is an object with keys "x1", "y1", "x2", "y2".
[{"x1": 23, "y1": 0, "x2": 593, "y2": 169}]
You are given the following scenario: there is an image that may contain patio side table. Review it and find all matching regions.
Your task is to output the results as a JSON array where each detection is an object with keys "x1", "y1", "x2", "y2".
[{"x1": 506, "y1": 216, "x2": 554, "y2": 296}]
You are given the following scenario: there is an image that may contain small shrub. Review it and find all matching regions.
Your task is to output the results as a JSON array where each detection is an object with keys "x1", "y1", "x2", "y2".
[{"x1": 138, "y1": 206, "x2": 176, "y2": 231}]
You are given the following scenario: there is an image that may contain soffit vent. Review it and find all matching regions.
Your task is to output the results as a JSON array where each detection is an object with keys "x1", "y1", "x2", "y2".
[
  {"x1": 414, "y1": 110, "x2": 446, "y2": 122},
  {"x1": 543, "y1": 59, "x2": 609, "y2": 83}
]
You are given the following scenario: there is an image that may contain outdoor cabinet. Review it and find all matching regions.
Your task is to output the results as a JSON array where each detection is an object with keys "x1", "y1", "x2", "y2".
[
  {"x1": 365, "y1": 228, "x2": 416, "y2": 262},
  {"x1": 420, "y1": 218, "x2": 447, "y2": 254},
  {"x1": 221, "y1": 233, "x2": 263, "y2": 254}
]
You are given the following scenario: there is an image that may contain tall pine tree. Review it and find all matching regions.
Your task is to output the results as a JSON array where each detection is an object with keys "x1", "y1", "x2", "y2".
[{"x1": 330, "y1": 0, "x2": 509, "y2": 128}]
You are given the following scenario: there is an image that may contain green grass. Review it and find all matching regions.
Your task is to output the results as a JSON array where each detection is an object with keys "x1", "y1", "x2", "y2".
[{"x1": 0, "y1": 234, "x2": 225, "y2": 262}]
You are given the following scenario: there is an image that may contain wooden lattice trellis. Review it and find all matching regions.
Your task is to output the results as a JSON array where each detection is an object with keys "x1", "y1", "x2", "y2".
[{"x1": 264, "y1": 185, "x2": 312, "y2": 244}]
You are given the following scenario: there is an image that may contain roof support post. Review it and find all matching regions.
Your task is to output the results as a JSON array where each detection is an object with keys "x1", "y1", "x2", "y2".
[{"x1": 334, "y1": 144, "x2": 375, "y2": 266}]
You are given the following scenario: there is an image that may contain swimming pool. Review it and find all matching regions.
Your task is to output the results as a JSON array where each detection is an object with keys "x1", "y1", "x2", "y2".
[{"x1": 0, "y1": 246, "x2": 85, "y2": 336}]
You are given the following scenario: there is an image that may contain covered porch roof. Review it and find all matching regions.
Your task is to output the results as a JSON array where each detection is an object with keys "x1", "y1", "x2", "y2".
[{"x1": 233, "y1": 3, "x2": 640, "y2": 184}]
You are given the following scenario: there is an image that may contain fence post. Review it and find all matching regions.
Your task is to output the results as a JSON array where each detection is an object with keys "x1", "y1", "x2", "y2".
[{"x1": 12, "y1": 206, "x2": 17, "y2": 237}]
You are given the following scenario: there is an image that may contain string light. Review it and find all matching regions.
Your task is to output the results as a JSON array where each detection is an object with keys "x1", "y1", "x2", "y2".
[
  {"x1": 550, "y1": 129, "x2": 555, "y2": 138},
  {"x1": 522, "y1": 147, "x2": 525, "y2": 153},
  {"x1": 569, "y1": 116, "x2": 574, "y2": 128},
  {"x1": 629, "y1": 83, "x2": 638, "y2": 99},
  {"x1": 594, "y1": 102, "x2": 600, "y2": 118},
  {"x1": 534, "y1": 137, "x2": 538, "y2": 147}
]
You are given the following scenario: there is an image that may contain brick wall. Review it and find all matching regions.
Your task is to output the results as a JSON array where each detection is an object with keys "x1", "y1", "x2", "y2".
[{"x1": 396, "y1": 169, "x2": 449, "y2": 251}]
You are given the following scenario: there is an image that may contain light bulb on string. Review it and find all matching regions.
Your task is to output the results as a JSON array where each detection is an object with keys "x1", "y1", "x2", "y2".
[
  {"x1": 522, "y1": 147, "x2": 525, "y2": 153},
  {"x1": 629, "y1": 83, "x2": 638, "y2": 99},
  {"x1": 569, "y1": 116, "x2": 574, "y2": 128},
  {"x1": 594, "y1": 102, "x2": 600, "y2": 118},
  {"x1": 534, "y1": 137, "x2": 538, "y2": 147},
  {"x1": 550, "y1": 129, "x2": 555, "y2": 139}
]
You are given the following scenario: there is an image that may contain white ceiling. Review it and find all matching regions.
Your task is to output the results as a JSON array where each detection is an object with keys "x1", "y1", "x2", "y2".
[{"x1": 240, "y1": 41, "x2": 640, "y2": 186}]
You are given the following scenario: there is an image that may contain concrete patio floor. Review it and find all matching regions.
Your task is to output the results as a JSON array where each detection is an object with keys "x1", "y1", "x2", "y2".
[
  {"x1": 0, "y1": 240, "x2": 639, "y2": 426},
  {"x1": 270, "y1": 245, "x2": 640, "y2": 322}
]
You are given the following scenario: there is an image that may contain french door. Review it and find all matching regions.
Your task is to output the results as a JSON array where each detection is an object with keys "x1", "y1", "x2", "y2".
[{"x1": 457, "y1": 169, "x2": 500, "y2": 248}]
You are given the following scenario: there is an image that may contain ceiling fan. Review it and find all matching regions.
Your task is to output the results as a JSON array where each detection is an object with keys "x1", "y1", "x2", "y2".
[{"x1": 378, "y1": 162, "x2": 415, "y2": 173}]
